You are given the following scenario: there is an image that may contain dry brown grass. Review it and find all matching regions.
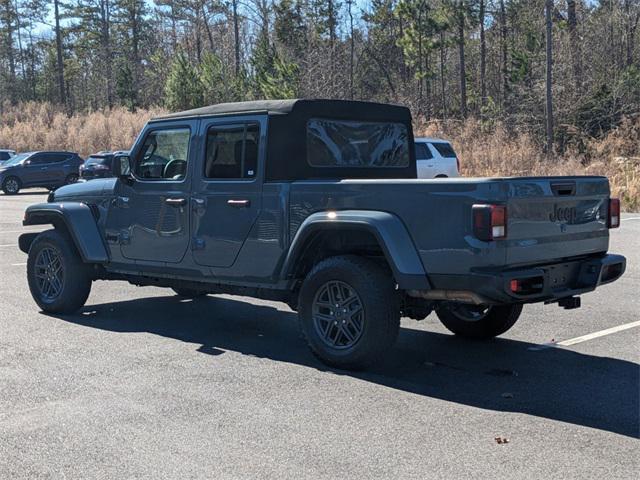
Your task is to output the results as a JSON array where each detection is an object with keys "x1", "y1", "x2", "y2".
[
  {"x1": 1, "y1": 102, "x2": 638, "y2": 211},
  {"x1": 418, "y1": 117, "x2": 640, "y2": 212},
  {"x1": 0, "y1": 102, "x2": 164, "y2": 158}
]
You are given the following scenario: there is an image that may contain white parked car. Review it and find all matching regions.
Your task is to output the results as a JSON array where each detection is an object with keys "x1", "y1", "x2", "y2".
[
  {"x1": 414, "y1": 138, "x2": 460, "y2": 178},
  {"x1": 0, "y1": 149, "x2": 16, "y2": 164}
]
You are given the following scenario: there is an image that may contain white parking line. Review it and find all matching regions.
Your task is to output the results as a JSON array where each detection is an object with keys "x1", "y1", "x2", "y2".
[
  {"x1": 622, "y1": 217, "x2": 640, "y2": 222},
  {"x1": 11, "y1": 263, "x2": 26, "y2": 266},
  {"x1": 0, "y1": 244, "x2": 17, "y2": 248},
  {"x1": 529, "y1": 320, "x2": 640, "y2": 351}
]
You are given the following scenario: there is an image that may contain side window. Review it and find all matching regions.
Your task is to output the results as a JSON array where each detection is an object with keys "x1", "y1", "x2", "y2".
[
  {"x1": 49, "y1": 153, "x2": 70, "y2": 163},
  {"x1": 415, "y1": 143, "x2": 433, "y2": 160},
  {"x1": 0, "y1": 152, "x2": 9, "y2": 161},
  {"x1": 28, "y1": 154, "x2": 47, "y2": 165},
  {"x1": 134, "y1": 128, "x2": 191, "y2": 180},
  {"x1": 204, "y1": 123, "x2": 259, "y2": 180},
  {"x1": 431, "y1": 142, "x2": 457, "y2": 158}
]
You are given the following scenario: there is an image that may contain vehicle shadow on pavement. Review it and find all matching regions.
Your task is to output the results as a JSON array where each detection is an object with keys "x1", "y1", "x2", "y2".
[{"x1": 50, "y1": 294, "x2": 640, "y2": 439}]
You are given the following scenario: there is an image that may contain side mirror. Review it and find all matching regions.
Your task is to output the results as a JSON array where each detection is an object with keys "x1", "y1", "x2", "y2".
[
  {"x1": 113, "y1": 154, "x2": 132, "y2": 180},
  {"x1": 24, "y1": 159, "x2": 31, "y2": 166}
]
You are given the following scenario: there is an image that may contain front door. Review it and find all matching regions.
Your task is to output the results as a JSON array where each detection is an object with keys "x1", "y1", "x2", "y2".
[
  {"x1": 114, "y1": 121, "x2": 196, "y2": 263},
  {"x1": 191, "y1": 116, "x2": 265, "y2": 268},
  {"x1": 23, "y1": 153, "x2": 54, "y2": 185}
]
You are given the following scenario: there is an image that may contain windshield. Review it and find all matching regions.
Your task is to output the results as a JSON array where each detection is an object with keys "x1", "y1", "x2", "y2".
[{"x1": 2, "y1": 153, "x2": 31, "y2": 167}]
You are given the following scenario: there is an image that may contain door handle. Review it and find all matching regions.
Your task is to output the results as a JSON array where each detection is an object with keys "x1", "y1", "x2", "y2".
[
  {"x1": 227, "y1": 199, "x2": 250, "y2": 208},
  {"x1": 165, "y1": 197, "x2": 187, "y2": 206}
]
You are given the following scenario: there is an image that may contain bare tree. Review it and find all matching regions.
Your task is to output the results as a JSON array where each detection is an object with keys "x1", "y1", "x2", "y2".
[
  {"x1": 545, "y1": 0, "x2": 554, "y2": 155},
  {"x1": 54, "y1": 0, "x2": 66, "y2": 106},
  {"x1": 566, "y1": 0, "x2": 582, "y2": 92}
]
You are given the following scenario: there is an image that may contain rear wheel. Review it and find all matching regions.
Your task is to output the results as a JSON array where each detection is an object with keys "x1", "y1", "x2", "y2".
[
  {"x1": 65, "y1": 173, "x2": 79, "y2": 185},
  {"x1": 2, "y1": 176, "x2": 21, "y2": 194},
  {"x1": 298, "y1": 255, "x2": 400, "y2": 370},
  {"x1": 27, "y1": 229, "x2": 92, "y2": 313},
  {"x1": 436, "y1": 303, "x2": 523, "y2": 339}
]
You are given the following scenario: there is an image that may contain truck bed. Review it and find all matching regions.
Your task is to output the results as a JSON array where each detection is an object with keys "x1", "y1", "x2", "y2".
[{"x1": 288, "y1": 176, "x2": 611, "y2": 277}]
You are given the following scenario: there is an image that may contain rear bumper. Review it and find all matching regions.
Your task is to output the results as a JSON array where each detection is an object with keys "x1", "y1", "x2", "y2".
[{"x1": 427, "y1": 254, "x2": 626, "y2": 304}]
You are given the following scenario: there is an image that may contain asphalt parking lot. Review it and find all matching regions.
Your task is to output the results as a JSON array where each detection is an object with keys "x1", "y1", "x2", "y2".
[{"x1": 1, "y1": 190, "x2": 638, "y2": 479}]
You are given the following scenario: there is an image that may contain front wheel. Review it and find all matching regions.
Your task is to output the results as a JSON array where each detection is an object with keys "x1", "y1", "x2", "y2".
[
  {"x1": 27, "y1": 229, "x2": 92, "y2": 314},
  {"x1": 298, "y1": 255, "x2": 400, "y2": 370},
  {"x1": 436, "y1": 303, "x2": 523, "y2": 339},
  {"x1": 2, "y1": 176, "x2": 21, "y2": 194}
]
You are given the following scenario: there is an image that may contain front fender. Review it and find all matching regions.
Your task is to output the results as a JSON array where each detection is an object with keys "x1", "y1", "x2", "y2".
[
  {"x1": 21, "y1": 203, "x2": 109, "y2": 263},
  {"x1": 282, "y1": 210, "x2": 430, "y2": 290}
]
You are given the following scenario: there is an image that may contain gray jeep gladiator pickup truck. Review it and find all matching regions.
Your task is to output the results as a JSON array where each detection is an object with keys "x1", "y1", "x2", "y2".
[{"x1": 19, "y1": 99, "x2": 626, "y2": 369}]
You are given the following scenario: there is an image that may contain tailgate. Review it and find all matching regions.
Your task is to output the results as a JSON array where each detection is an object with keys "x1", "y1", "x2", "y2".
[{"x1": 505, "y1": 177, "x2": 610, "y2": 266}]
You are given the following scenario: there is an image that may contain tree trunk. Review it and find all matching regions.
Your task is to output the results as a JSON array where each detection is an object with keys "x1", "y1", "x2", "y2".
[
  {"x1": 232, "y1": 0, "x2": 240, "y2": 76},
  {"x1": 54, "y1": 0, "x2": 66, "y2": 106},
  {"x1": 479, "y1": 0, "x2": 486, "y2": 110},
  {"x1": 130, "y1": 2, "x2": 140, "y2": 109},
  {"x1": 100, "y1": 0, "x2": 113, "y2": 108},
  {"x1": 2, "y1": 0, "x2": 16, "y2": 102},
  {"x1": 457, "y1": 2, "x2": 467, "y2": 118},
  {"x1": 440, "y1": 31, "x2": 447, "y2": 120},
  {"x1": 499, "y1": 0, "x2": 509, "y2": 109},
  {"x1": 567, "y1": 0, "x2": 582, "y2": 92},
  {"x1": 545, "y1": 0, "x2": 554, "y2": 155},
  {"x1": 348, "y1": 0, "x2": 354, "y2": 99}
]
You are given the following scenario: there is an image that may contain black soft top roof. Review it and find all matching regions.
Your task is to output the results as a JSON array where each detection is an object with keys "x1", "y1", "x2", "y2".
[
  {"x1": 154, "y1": 99, "x2": 416, "y2": 181},
  {"x1": 153, "y1": 99, "x2": 411, "y2": 122}
]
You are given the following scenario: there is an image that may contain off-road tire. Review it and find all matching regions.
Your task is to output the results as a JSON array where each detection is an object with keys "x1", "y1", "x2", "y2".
[
  {"x1": 298, "y1": 255, "x2": 400, "y2": 370},
  {"x1": 2, "y1": 176, "x2": 21, "y2": 194},
  {"x1": 436, "y1": 303, "x2": 523, "y2": 339},
  {"x1": 172, "y1": 287, "x2": 206, "y2": 298},
  {"x1": 27, "y1": 229, "x2": 92, "y2": 314}
]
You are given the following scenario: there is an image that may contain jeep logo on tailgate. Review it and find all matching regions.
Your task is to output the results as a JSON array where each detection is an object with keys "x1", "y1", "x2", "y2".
[{"x1": 549, "y1": 204, "x2": 577, "y2": 223}]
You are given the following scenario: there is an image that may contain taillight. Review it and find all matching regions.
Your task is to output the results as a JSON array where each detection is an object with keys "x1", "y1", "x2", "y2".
[
  {"x1": 608, "y1": 198, "x2": 620, "y2": 228},
  {"x1": 456, "y1": 157, "x2": 460, "y2": 173},
  {"x1": 473, "y1": 204, "x2": 507, "y2": 241}
]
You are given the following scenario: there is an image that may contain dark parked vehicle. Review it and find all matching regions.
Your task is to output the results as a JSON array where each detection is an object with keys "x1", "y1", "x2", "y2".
[
  {"x1": 0, "y1": 151, "x2": 83, "y2": 194},
  {"x1": 19, "y1": 100, "x2": 626, "y2": 369},
  {"x1": 79, "y1": 151, "x2": 128, "y2": 180},
  {"x1": 0, "y1": 149, "x2": 17, "y2": 164}
]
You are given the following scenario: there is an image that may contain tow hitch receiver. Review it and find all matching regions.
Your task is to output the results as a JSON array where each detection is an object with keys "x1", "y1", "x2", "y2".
[{"x1": 557, "y1": 296, "x2": 581, "y2": 310}]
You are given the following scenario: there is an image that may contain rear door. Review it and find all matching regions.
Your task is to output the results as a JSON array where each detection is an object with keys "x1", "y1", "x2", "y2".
[
  {"x1": 505, "y1": 177, "x2": 610, "y2": 266},
  {"x1": 47, "y1": 152, "x2": 73, "y2": 185},
  {"x1": 191, "y1": 115, "x2": 265, "y2": 268},
  {"x1": 415, "y1": 142, "x2": 436, "y2": 178}
]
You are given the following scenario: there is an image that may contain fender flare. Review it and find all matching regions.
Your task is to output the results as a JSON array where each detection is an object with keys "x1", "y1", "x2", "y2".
[
  {"x1": 21, "y1": 202, "x2": 109, "y2": 263},
  {"x1": 281, "y1": 210, "x2": 430, "y2": 290}
]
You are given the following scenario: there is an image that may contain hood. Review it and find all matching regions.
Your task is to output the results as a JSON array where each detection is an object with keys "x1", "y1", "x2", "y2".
[{"x1": 53, "y1": 178, "x2": 117, "y2": 200}]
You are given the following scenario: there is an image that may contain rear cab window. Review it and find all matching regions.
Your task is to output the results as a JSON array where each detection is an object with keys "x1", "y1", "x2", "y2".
[{"x1": 307, "y1": 119, "x2": 410, "y2": 168}]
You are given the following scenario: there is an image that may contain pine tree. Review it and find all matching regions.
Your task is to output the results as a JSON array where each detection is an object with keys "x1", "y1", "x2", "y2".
[{"x1": 164, "y1": 50, "x2": 203, "y2": 110}]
